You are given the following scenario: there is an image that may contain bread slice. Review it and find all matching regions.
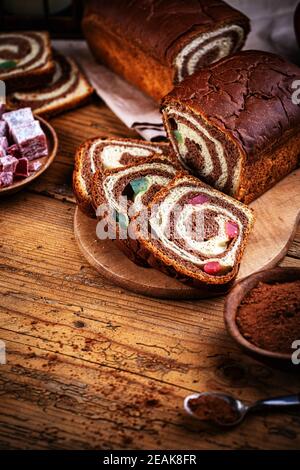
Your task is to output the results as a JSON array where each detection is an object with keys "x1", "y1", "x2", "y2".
[
  {"x1": 0, "y1": 32, "x2": 55, "y2": 92},
  {"x1": 91, "y1": 155, "x2": 180, "y2": 265},
  {"x1": 130, "y1": 173, "x2": 254, "y2": 288},
  {"x1": 73, "y1": 137, "x2": 172, "y2": 217},
  {"x1": 6, "y1": 51, "x2": 94, "y2": 118}
]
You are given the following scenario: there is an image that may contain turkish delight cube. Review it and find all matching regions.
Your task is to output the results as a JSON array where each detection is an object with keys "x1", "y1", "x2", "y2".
[
  {"x1": 11, "y1": 121, "x2": 48, "y2": 161},
  {"x1": 0, "y1": 155, "x2": 18, "y2": 173},
  {"x1": 7, "y1": 144, "x2": 21, "y2": 159},
  {"x1": 15, "y1": 157, "x2": 29, "y2": 177},
  {"x1": 2, "y1": 107, "x2": 34, "y2": 132},
  {"x1": 0, "y1": 171, "x2": 13, "y2": 187},
  {"x1": 29, "y1": 160, "x2": 42, "y2": 173},
  {"x1": 0, "y1": 136, "x2": 8, "y2": 158},
  {"x1": 0, "y1": 121, "x2": 7, "y2": 137}
]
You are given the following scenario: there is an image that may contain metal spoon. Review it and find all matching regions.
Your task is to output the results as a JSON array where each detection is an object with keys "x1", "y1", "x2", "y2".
[{"x1": 184, "y1": 392, "x2": 300, "y2": 427}]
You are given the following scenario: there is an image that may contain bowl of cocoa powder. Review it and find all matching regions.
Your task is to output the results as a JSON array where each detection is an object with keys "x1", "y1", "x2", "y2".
[{"x1": 224, "y1": 267, "x2": 300, "y2": 362}]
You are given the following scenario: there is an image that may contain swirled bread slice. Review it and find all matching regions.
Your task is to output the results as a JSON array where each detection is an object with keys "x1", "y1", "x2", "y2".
[
  {"x1": 6, "y1": 51, "x2": 93, "y2": 117},
  {"x1": 73, "y1": 137, "x2": 172, "y2": 217},
  {"x1": 91, "y1": 155, "x2": 180, "y2": 265},
  {"x1": 0, "y1": 32, "x2": 55, "y2": 92},
  {"x1": 130, "y1": 173, "x2": 254, "y2": 288}
]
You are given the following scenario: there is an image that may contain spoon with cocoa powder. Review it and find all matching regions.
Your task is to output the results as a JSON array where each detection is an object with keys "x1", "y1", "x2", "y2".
[{"x1": 184, "y1": 392, "x2": 300, "y2": 427}]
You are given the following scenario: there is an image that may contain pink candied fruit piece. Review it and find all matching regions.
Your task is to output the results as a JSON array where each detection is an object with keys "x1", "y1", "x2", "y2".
[
  {"x1": 226, "y1": 221, "x2": 239, "y2": 238},
  {"x1": 188, "y1": 194, "x2": 210, "y2": 205},
  {"x1": 203, "y1": 261, "x2": 221, "y2": 275}
]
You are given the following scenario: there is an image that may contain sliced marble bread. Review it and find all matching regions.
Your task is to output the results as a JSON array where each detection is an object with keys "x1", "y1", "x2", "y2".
[
  {"x1": 129, "y1": 173, "x2": 254, "y2": 289},
  {"x1": 91, "y1": 155, "x2": 180, "y2": 265},
  {"x1": 73, "y1": 137, "x2": 172, "y2": 217}
]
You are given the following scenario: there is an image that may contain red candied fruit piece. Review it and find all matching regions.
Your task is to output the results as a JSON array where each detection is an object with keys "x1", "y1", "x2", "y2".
[
  {"x1": 188, "y1": 194, "x2": 210, "y2": 205},
  {"x1": 203, "y1": 261, "x2": 221, "y2": 275},
  {"x1": 226, "y1": 221, "x2": 239, "y2": 238}
]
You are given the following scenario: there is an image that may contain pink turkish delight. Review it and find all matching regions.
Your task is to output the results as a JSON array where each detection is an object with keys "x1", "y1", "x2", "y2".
[
  {"x1": 0, "y1": 136, "x2": 8, "y2": 158},
  {"x1": 11, "y1": 120, "x2": 48, "y2": 161},
  {"x1": 0, "y1": 121, "x2": 7, "y2": 137},
  {"x1": 0, "y1": 171, "x2": 13, "y2": 187},
  {"x1": 2, "y1": 107, "x2": 34, "y2": 132},
  {"x1": 7, "y1": 144, "x2": 21, "y2": 159},
  {"x1": 0, "y1": 155, "x2": 18, "y2": 173},
  {"x1": 15, "y1": 157, "x2": 29, "y2": 177},
  {"x1": 29, "y1": 160, "x2": 42, "y2": 173},
  {"x1": 0, "y1": 136, "x2": 8, "y2": 150}
]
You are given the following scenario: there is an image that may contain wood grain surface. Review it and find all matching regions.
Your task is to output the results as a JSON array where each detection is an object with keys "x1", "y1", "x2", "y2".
[
  {"x1": 0, "y1": 99, "x2": 300, "y2": 450},
  {"x1": 74, "y1": 167, "x2": 300, "y2": 299}
]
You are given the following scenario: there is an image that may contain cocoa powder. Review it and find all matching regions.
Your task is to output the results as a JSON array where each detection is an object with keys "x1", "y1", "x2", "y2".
[
  {"x1": 188, "y1": 394, "x2": 239, "y2": 425},
  {"x1": 236, "y1": 280, "x2": 300, "y2": 354}
]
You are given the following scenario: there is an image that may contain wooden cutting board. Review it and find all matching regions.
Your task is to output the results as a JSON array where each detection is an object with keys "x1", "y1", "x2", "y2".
[{"x1": 74, "y1": 168, "x2": 300, "y2": 299}]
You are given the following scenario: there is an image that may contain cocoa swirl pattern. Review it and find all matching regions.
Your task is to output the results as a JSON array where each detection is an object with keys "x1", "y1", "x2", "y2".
[
  {"x1": 163, "y1": 107, "x2": 241, "y2": 196},
  {"x1": 175, "y1": 25, "x2": 245, "y2": 82},
  {"x1": 149, "y1": 176, "x2": 251, "y2": 272},
  {"x1": 0, "y1": 32, "x2": 49, "y2": 78},
  {"x1": 89, "y1": 140, "x2": 167, "y2": 174},
  {"x1": 9, "y1": 53, "x2": 80, "y2": 108},
  {"x1": 102, "y1": 162, "x2": 177, "y2": 217}
]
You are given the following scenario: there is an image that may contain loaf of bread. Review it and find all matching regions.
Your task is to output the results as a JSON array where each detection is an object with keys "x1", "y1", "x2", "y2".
[
  {"x1": 7, "y1": 51, "x2": 93, "y2": 118},
  {"x1": 162, "y1": 50, "x2": 300, "y2": 203},
  {"x1": 91, "y1": 155, "x2": 180, "y2": 265},
  {"x1": 0, "y1": 32, "x2": 55, "y2": 92},
  {"x1": 130, "y1": 173, "x2": 254, "y2": 288},
  {"x1": 73, "y1": 137, "x2": 172, "y2": 216},
  {"x1": 82, "y1": 0, "x2": 250, "y2": 101}
]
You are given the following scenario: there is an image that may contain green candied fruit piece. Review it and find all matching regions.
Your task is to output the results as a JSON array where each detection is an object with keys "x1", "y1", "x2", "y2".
[
  {"x1": 130, "y1": 177, "x2": 149, "y2": 195},
  {"x1": 0, "y1": 60, "x2": 17, "y2": 70},
  {"x1": 173, "y1": 130, "x2": 183, "y2": 144},
  {"x1": 115, "y1": 211, "x2": 129, "y2": 229}
]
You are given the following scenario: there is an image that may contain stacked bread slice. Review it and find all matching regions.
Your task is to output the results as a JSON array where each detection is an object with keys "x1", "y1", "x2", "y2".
[
  {"x1": 73, "y1": 137, "x2": 171, "y2": 216},
  {"x1": 0, "y1": 32, "x2": 54, "y2": 92},
  {"x1": 91, "y1": 155, "x2": 179, "y2": 265},
  {"x1": 73, "y1": 137, "x2": 253, "y2": 287},
  {"x1": 1, "y1": 32, "x2": 93, "y2": 117},
  {"x1": 7, "y1": 51, "x2": 93, "y2": 118}
]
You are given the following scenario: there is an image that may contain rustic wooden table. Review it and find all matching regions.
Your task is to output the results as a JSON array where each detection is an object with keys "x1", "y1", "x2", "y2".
[{"x1": 0, "y1": 98, "x2": 300, "y2": 450}]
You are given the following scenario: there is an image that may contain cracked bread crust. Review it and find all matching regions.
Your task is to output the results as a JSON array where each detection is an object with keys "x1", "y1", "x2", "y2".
[{"x1": 162, "y1": 50, "x2": 300, "y2": 202}]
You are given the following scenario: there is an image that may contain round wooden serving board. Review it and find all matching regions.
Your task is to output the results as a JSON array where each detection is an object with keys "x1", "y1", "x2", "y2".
[{"x1": 74, "y1": 169, "x2": 300, "y2": 299}]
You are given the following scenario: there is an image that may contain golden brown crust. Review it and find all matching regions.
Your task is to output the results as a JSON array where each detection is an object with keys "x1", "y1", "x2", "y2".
[
  {"x1": 73, "y1": 139, "x2": 99, "y2": 218},
  {"x1": 237, "y1": 129, "x2": 300, "y2": 203},
  {"x1": 82, "y1": 1, "x2": 249, "y2": 102},
  {"x1": 82, "y1": 14, "x2": 173, "y2": 102}
]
